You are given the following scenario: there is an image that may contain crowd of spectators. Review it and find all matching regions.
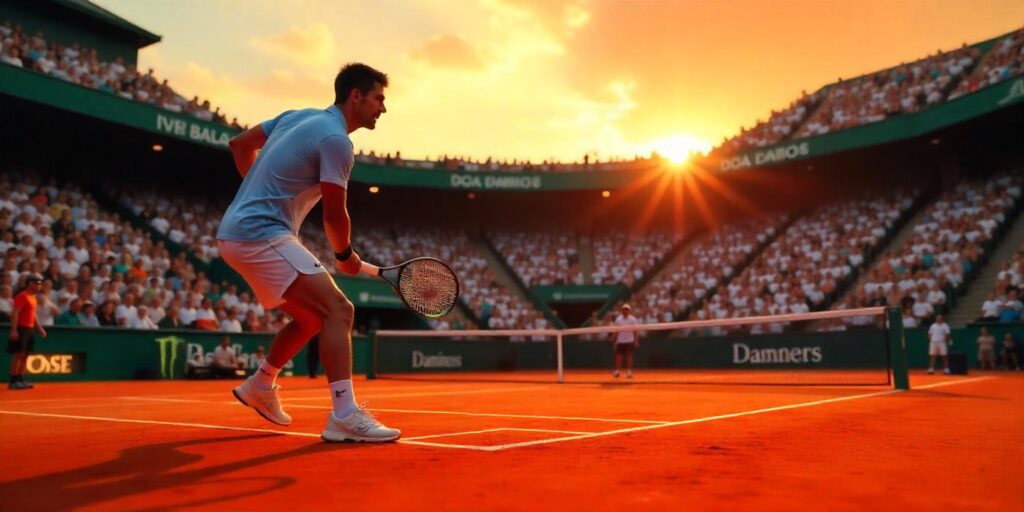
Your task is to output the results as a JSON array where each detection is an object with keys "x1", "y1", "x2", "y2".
[
  {"x1": 716, "y1": 91, "x2": 823, "y2": 154},
  {"x1": 492, "y1": 231, "x2": 583, "y2": 287},
  {"x1": 797, "y1": 45, "x2": 980, "y2": 138},
  {"x1": 620, "y1": 217, "x2": 783, "y2": 326},
  {"x1": 840, "y1": 174, "x2": 1021, "y2": 329},
  {"x1": 590, "y1": 231, "x2": 683, "y2": 288},
  {"x1": 0, "y1": 173, "x2": 288, "y2": 334},
  {"x1": 0, "y1": 21, "x2": 241, "y2": 128},
  {"x1": 949, "y1": 28, "x2": 1024, "y2": 100},
  {"x1": 355, "y1": 150, "x2": 662, "y2": 174},
  {"x1": 693, "y1": 192, "x2": 914, "y2": 334},
  {"x1": 979, "y1": 241, "x2": 1024, "y2": 324},
  {"x1": 122, "y1": 191, "x2": 222, "y2": 262}
]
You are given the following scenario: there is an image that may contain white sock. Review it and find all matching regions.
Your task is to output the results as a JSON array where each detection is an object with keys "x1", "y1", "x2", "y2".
[
  {"x1": 251, "y1": 362, "x2": 280, "y2": 391},
  {"x1": 330, "y1": 379, "x2": 358, "y2": 418}
]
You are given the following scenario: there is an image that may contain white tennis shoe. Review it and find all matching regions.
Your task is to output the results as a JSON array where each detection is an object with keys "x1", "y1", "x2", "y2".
[
  {"x1": 322, "y1": 406, "x2": 401, "y2": 443},
  {"x1": 232, "y1": 378, "x2": 292, "y2": 426}
]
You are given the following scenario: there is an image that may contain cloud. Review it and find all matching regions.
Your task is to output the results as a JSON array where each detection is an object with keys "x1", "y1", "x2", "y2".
[
  {"x1": 250, "y1": 22, "x2": 336, "y2": 70},
  {"x1": 249, "y1": 69, "x2": 332, "y2": 102},
  {"x1": 410, "y1": 34, "x2": 484, "y2": 70}
]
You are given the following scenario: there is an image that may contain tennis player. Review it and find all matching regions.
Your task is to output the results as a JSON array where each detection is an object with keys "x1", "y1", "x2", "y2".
[
  {"x1": 216, "y1": 63, "x2": 399, "y2": 442},
  {"x1": 926, "y1": 314, "x2": 951, "y2": 375},
  {"x1": 612, "y1": 304, "x2": 639, "y2": 378}
]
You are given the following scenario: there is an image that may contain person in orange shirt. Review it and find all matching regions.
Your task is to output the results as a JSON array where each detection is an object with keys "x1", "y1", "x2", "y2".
[{"x1": 8, "y1": 275, "x2": 47, "y2": 390}]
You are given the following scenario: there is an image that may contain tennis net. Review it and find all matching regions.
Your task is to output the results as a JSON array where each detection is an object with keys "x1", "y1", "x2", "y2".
[{"x1": 370, "y1": 307, "x2": 909, "y2": 388}]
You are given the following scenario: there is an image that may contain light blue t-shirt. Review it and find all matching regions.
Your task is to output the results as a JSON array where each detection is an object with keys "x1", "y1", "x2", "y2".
[{"x1": 216, "y1": 105, "x2": 354, "y2": 242}]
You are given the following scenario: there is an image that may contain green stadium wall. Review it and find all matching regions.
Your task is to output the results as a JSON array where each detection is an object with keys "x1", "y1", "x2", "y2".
[
  {"x1": 2, "y1": 323, "x2": 1020, "y2": 382},
  {"x1": 0, "y1": 326, "x2": 372, "y2": 382}
]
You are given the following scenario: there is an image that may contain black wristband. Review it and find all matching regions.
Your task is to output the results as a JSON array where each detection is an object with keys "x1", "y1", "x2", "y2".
[{"x1": 335, "y1": 246, "x2": 353, "y2": 262}]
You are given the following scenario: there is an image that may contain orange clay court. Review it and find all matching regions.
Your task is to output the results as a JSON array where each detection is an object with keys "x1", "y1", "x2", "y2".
[{"x1": 0, "y1": 371, "x2": 1021, "y2": 511}]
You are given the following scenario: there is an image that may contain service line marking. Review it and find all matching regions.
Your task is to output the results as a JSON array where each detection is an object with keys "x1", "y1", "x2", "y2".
[
  {"x1": 481, "y1": 376, "x2": 995, "y2": 451},
  {"x1": 404, "y1": 427, "x2": 594, "y2": 442}
]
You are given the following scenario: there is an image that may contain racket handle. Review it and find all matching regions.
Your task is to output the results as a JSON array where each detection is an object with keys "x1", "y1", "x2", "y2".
[{"x1": 360, "y1": 261, "x2": 381, "y2": 276}]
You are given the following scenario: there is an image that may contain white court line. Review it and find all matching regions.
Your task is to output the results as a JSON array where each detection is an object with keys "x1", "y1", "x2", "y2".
[
  {"x1": 0, "y1": 409, "x2": 321, "y2": 438},
  {"x1": 109, "y1": 396, "x2": 671, "y2": 424},
  {"x1": 0, "y1": 377, "x2": 994, "y2": 453},
  {"x1": 285, "y1": 404, "x2": 670, "y2": 425},
  {"x1": 0, "y1": 409, "x2": 498, "y2": 451},
  {"x1": 404, "y1": 427, "x2": 594, "y2": 441},
  {"x1": 482, "y1": 376, "x2": 994, "y2": 451}
]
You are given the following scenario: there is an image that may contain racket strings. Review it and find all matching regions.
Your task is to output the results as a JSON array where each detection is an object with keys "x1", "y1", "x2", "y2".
[{"x1": 399, "y1": 259, "x2": 459, "y2": 318}]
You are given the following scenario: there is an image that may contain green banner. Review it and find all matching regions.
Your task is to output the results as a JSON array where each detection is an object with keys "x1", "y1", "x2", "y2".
[
  {"x1": 532, "y1": 284, "x2": 627, "y2": 303},
  {"x1": 0, "y1": 63, "x2": 235, "y2": 149},
  {"x1": 0, "y1": 326, "x2": 371, "y2": 381},
  {"x1": 375, "y1": 329, "x2": 890, "y2": 376},
  {"x1": 713, "y1": 76, "x2": 1024, "y2": 172}
]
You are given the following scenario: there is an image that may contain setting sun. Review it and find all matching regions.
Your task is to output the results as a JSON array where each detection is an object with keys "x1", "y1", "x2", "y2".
[{"x1": 648, "y1": 135, "x2": 712, "y2": 165}]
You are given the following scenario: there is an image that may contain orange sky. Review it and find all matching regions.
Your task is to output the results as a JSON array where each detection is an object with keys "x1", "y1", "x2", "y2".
[{"x1": 95, "y1": 0, "x2": 1023, "y2": 162}]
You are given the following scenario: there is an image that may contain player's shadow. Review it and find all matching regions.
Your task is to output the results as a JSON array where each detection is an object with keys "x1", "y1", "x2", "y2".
[{"x1": 0, "y1": 432, "x2": 365, "y2": 512}]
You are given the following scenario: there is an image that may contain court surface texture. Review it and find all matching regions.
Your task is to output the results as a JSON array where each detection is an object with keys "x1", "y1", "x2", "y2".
[{"x1": 0, "y1": 372, "x2": 1020, "y2": 511}]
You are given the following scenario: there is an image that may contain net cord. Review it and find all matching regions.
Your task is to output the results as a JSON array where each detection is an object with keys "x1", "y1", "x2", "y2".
[{"x1": 374, "y1": 307, "x2": 886, "y2": 339}]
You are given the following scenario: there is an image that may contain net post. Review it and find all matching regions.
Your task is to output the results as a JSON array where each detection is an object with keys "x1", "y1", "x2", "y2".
[
  {"x1": 886, "y1": 306, "x2": 910, "y2": 390},
  {"x1": 366, "y1": 330, "x2": 377, "y2": 380},
  {"x1": 556, "y1": 332, "x2": 564, "y2": 384}
]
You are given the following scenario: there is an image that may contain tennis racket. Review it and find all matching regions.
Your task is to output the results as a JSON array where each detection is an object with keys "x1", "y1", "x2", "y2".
[{"x1": 360, "y1": 257, "x2": 459, "y2": 318}]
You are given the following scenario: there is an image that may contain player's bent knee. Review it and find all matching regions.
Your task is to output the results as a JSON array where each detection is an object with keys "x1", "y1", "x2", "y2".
[{"x1": 320, "y1": 294, "x2": 354, "y2": 321}]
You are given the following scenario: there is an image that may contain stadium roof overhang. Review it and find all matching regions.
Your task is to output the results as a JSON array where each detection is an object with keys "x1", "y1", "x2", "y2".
[{"x1": 49, "y1": 0, "x2": 161, "y2": 48}]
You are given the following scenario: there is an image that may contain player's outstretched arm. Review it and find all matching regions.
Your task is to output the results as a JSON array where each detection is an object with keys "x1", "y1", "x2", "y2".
[
  {"x1": 322, "y1": 182, "x2": 361, "y2": 275},
  {"x1": 228, "y1": 125, "x2": 268, "y2": 178}
]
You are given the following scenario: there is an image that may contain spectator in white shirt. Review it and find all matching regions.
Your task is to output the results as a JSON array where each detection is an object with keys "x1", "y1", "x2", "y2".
[
  {"x1": 979, "y1": 291, "x2": 1003, "y2": 322},
  {"x1": 220, "y1": 307, "x2": 242, "y2": 333},
  {"x1": 115, "y1": 293, "x2": 138, "y2": 326},
  {"x1": 127, "y1": 306, "x2": 158, "y2": 330}
]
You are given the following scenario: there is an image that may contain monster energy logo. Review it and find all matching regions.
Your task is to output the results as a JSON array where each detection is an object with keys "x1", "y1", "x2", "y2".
[
  {"x1": 154, "y1": 335, "x2": 186, "y2": 379},
  {"x1": 997, "y1": 79, "x2": 1024, "y2": 106}
]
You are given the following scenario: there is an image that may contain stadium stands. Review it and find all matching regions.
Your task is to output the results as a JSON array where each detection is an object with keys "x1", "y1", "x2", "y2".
[
  {"x1": 355, "y1": 150, "x2": 661, "y2": 174},
  {"x1": 796, "y1": 46, "x2": 981, "y2": 138},
  {"x1": 492, "y1": 231, "x2": 583, "y2": 287},
  {"x1": 590, "y1": 231, "x2": 683, "y2": 288},
  {"x1": 719, "y1": 91, "x2": 823, "y2": 154},
  {"x1": 713, "y1": 29, "x2": 1024, "y2": 155},
  {"x1": 699, "y1": 192, "x2": 916, "y2": 331},
  {"x1": 981, "y1": 241, "x2": 1024, "y2": 323},
  {"x1": 620, "y1": 216, "x2": 784, "y2": 325},
  {"x1": 843, "y1": 173, "x2": 1022, "y2": 327},
  {"x1": 0, "y1": 20, "x2": 239, "y2": 127},
  {"x1": 0, "y1": 172, "x2": 288, "y2": 332},
  {"x1": 950, "y1": 28, "x2": 1024, "y2": 100}
]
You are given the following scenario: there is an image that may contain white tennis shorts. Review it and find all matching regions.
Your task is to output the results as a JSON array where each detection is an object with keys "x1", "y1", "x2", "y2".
[
  {"x1": 928, "y1": 339, "x2": 949, "y2": 356},
  {"x1": 218, "y1": 235, "x2": 327, "y2": 309}
]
